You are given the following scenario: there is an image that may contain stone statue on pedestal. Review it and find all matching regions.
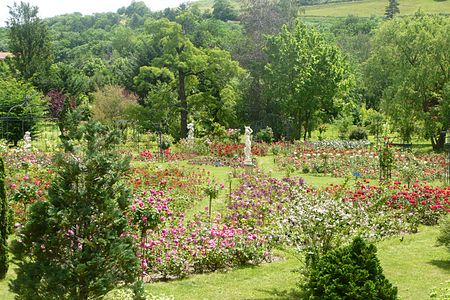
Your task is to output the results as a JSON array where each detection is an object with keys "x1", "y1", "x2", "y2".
[
  {"x1": 187, "y1": 123, "x2": 194, "y2": 141},
  {"x1": 244, "y1": 126, "x2": 253, "y2": 166}
]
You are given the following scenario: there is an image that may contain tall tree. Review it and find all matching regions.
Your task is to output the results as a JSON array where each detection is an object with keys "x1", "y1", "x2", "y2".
[
  {"x1": 365, "y1": 13, "x2": 449, "y2": 149},
  {"x1": 136, "y1": 18, "x2": 245, "y2": 138},
  {"x1": 7, "y1": 1, "x2": 53, "y2": 86},
  {"x1": 265, "y1": 21, "x2": 354, "y2": 140},
  {"x1": 385, "y1": 0, "x2": 400, "y2": 19},
  {"x1": 236, "y1": 0, "x2": 300, "y2": 135}
]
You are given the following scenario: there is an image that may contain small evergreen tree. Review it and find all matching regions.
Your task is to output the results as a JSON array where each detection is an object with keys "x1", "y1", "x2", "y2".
[
  {"x1": 306, "y1": 237, "x2": 398, "y2": 300},
  {"x1": 10, "y1": 117, "x2": 141, "y2": 299},
  {"x1": 0, "y1": 157, "x2": 9, "y2": 279},
  {"x1": 385, "y1": 0, "x2": 400, "y2": 19}
]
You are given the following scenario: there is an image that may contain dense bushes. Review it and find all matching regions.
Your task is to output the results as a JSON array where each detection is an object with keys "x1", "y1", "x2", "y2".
[
  {"x1": 349, "y1": 127, "x2": 368, "y2": 140},
  {"x1": 306, "y1": 237, "x2": 398, "y2": 300}
]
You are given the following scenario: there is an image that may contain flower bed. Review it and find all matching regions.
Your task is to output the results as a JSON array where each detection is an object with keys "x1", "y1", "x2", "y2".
[{"x1": 128, "y1": 190, "x2": 270, "y2": 279}]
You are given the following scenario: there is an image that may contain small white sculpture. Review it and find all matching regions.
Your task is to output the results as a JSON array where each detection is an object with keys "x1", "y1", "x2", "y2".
[
  {"x1": 23, "y1": 131, "x2": 32, "y2": 152},
  {"x1": 244, "y1": 126, "x2": 253, "y2": 166},
  {"x1": 187, "y1": 123, "x2": 195, "y2": 141}
]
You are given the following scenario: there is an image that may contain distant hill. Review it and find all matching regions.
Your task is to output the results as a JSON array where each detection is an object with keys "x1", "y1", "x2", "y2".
[{"x1": 193, "y1": 0, "x2": 450, "y2": 17}]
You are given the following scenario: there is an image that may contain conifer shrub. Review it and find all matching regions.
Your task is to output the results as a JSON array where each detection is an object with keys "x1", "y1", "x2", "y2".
[
  {"x1": 9, "y1": 118, "x2": 141, "y2": 299},
  {"x1": 306, "y1": 237, "x2": 398, "y2": 300}
]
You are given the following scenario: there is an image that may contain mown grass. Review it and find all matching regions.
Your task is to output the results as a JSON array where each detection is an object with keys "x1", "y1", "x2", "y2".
[
  {"x1": 146, "y1": 248, "x2": 304, "y2": 300},
  {"x1": 377, "y1": 226, "x2": 450, "y2": 300}
]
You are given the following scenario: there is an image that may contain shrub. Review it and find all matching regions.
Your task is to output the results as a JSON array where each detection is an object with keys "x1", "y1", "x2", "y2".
[
  {"x1": 255, "y1": 127, "x2": 274, "y2": 143},
  {"x1": 349, "y1": 127, "x2": 368, "y2": 140},
  {"x1": 437, "y1": 215, "x2": 450, "y2": 253},
  {"x1": 10, "y1": 120, "x2": 141, "y2": 299},
  {"x1": 0, "y1": 76, "x2": 45, "y2": 146},
  {"x1": 306, "y1": 237, "x2": 398, "y2": 300},
  {"x1": 92, "y1": 85, "x2": 141, "y2": 127}
]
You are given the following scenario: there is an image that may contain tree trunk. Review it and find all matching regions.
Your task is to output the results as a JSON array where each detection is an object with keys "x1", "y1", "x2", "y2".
[
  {"x1": 178, "y1": 68, "x2": 188, "y2": 139},
  {"x1": 431, "y1": 130, "x2": 446, "y2": 151}
]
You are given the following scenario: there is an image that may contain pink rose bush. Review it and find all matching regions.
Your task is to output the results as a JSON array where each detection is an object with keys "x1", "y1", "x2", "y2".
[{"x1": 128, "y1": 190, "x2": 270, "y2": 279}]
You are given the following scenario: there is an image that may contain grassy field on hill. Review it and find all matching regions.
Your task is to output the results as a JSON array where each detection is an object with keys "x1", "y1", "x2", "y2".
[
  {"x1": 302, "y1": 0, "x2": 450, "y2": 17},
  {"x1": 193, "y1": 0, "x2": 450, "y2": 17}
]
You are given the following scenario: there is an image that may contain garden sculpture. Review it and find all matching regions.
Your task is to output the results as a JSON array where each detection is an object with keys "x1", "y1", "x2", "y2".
[{"x1": 244, "y1": 126, "x2": 253, "y2": 166}]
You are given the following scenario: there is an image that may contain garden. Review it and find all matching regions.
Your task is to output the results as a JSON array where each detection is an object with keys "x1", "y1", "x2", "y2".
[
  {"x1": 0, "y1": 124, "x2": 448, "y2": 299},
  {"x1": 0, "y1": 0, "x2": 449, "y2": 299}
]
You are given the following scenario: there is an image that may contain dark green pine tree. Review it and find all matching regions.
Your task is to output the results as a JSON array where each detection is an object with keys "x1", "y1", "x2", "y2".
[
  {"x1": 10, "y1": 115, "x2": 141, "y2": 299},
  {"x1": 385, "y1": 0, "x2": 400, "y2": 19},
  {"x1": 0, "y1": 157, "x2": 9, "y2": 279}
]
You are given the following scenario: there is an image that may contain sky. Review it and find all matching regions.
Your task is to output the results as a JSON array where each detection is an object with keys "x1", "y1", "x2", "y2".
[{"x1": 0, "y1": 0, "x2": 191, "y2": 26}]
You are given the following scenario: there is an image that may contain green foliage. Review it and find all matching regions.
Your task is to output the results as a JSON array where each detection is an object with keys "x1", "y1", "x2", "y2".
[
  {"x1": 437, "y1": 215, "x2": 450, "y2": 253},
  {"x1": 0, "y1": 158, "x2": 8, "y2": 279},
  {"x1": 306, "y1": 237, "x2": 398, "y2": 300},
  {"x1": 349, "y1": 127, "x2": 368, "y2": 140},
  {"x1": 139, "y1": 18, "x2": 245, "y2": 138},
  {"x1": 92, "y1": 85, "x2": 141, "y2": 127},
  {"x1": 265, "y1": 21, "x2": 354, "y2": 140},
  {"x1": 0, "y1": 76, "x2": 45, "y2": 145},
  {"x1": 9, "y1": 120, "x2": 141, "y2": 299},
  {"x1": 255, "y1": 126, "x2": 274, "y2": 143},
  {"x1": 213, "y1": 0, "x2": 238, "y2": 21},
  {"x1": 7, "y1": 1, "x2": 53, "y2": 87},
  {"x1": 365, "y1": 13, "x2": 450, "y2": 150}
]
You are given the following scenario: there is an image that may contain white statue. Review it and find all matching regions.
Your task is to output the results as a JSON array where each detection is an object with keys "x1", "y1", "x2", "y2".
[
  {"x1": 244, "y1": 126, "x2": 253, "y2": 166},
  {"x1": 23, "y1": 131, "x2": 32, "y2": 152},
  {"x1": 187, "y1": 122, "x2": 195, "y2": 141}
]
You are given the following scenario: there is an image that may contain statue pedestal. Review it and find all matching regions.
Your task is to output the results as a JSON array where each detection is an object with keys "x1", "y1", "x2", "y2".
[{"x1": 244, "y1": 160, "x2": 254, "y2": 174}]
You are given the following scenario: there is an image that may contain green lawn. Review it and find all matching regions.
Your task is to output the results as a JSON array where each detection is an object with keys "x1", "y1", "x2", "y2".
[
  {"x1": 303, "y1": 0, "x2": 450, "y2": 17},
  {"x1": 146, "y1": 249, "x2": 303, "y2": 300},
  {"x1": 378, "y1": 226, "x2": 450, "y2": 300}
]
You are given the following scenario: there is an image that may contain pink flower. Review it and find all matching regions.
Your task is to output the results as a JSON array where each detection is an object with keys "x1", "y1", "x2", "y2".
[{"x1": 23, "y1": 175, "x2": 29, "y2": 181}]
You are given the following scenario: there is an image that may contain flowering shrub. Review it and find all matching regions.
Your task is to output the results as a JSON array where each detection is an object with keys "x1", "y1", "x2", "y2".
[
  {"x1": 209, "y1": 142, "x2": 269, "y2": 157},
  {"x1": 343, "y1": 181, "x2": 450, "y2": 228},
  {"x1": 276, "y1": 142, "x2": 446, "y2": 181},
  {"x1": 279, "y1": 179, "x2": 450, "y2": 260},
  {"x1": 128, "y1": 190, "x2": 270, "y2": 279},
  {"x1": 226, "y1": 173, "x2": 303, "y2": 234},
  {"x1": 139, "y1": 148, "x2": 190, "y2": 162},
  {"x1": 8, "y1": 174, "x2": 51, "y2": 225},
  {"x1": 188, "y1": 156, "x2": 245, "y2": 168},
  {"x1": 129, "y1": 166, "x2": 209, "y2": 213}
]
